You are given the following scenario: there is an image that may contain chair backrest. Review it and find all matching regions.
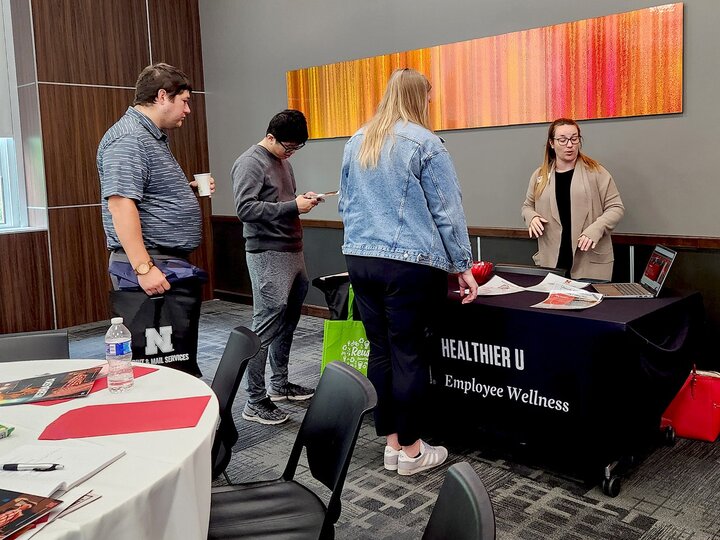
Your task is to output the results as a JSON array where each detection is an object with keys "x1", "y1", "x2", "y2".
[
  {"x1": 0, "y1": 330, "x2": 70, "y2": 362},
  {"x1": 422, "y1": 462, "x2": 496, "y2": 540},
  {"x1": 283, "y1": 361, "x2": 377, "y2": 531},
  {"x1": 210, "y1": 326, "x2": 261, "y2": 480}
]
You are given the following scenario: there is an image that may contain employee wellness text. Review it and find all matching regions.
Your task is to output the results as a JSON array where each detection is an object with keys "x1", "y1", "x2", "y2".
[
  {"x1": 443, "y1": 375, "x2": 570, "y2": 413},
  {"x1": 440, "y1": 338, "x2": 570, "y2": 413}
]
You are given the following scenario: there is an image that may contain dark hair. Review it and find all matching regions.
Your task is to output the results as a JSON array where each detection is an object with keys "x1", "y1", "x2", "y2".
[
  {"x1": 266, "y1": 109, "x2": 308, "y2": 143},
  {"x1": 133, "y1": 63, "x2": 192, "y2": 106}
]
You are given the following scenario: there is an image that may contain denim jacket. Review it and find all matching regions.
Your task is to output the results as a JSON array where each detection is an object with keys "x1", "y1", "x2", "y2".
[{"x1": 339, "y1": 121, "x2": 473, "y2": 273}]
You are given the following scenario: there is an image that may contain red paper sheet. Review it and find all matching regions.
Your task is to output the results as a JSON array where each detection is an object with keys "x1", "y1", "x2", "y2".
[
  {"x1": 38, "y1": 395, "x2": 212, "y2": 440},
  {"x1": 34, "y1": 366, "x2": 158, "y2": 406}
]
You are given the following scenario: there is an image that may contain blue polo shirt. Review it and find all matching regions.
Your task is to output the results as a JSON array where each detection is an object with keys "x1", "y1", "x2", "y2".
[{"x1": 98, "y1": 107, "x2": 201, "y2": 252}]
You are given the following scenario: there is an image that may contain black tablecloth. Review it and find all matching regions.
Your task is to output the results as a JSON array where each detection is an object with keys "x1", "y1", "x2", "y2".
[{"x1": 430, "y1": 273, "x2": 704, "y2": 479}]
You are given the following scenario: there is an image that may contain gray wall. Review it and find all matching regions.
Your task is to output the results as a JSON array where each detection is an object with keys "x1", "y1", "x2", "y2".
[
  {"x1": 0, "y1": 0, "x2": 13, "y2": 137},
  {"x1": 200, "y1": 0, "x2": 720, "y2": 237}
]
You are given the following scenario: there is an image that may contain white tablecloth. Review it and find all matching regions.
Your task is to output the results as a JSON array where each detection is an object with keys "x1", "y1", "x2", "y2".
[{"x1": 0, "y1": 360, "x2": 219, "y2": 540}]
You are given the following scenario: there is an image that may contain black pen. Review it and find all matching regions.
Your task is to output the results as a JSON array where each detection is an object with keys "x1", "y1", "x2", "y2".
[{"x1": 1, "y1": 463, "x2": 64, "y2": 471}]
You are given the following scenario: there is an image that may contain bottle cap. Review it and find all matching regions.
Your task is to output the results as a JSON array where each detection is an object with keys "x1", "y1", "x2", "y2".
[{"x1": 111, "y1": 317, "x2": 124, "y2": 325}]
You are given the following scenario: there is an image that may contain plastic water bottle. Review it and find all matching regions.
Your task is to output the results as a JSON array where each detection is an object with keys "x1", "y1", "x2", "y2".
[{"x1": 105, "y1": 317, "x2": 134, "y2": 393}]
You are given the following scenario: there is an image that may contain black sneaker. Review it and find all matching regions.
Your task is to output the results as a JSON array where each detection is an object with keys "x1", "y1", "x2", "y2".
[
  {"x1": 241, "y1": 397, "x2": 289, "y2": 425},
  {"x1": 268, "y1": 382, "x2": 315, "y2": 402}
]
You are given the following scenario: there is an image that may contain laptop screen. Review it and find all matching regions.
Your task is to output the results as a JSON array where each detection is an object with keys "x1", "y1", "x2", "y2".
[{"x1": 639, "y1": 245, "x2": 677, "y2": 295}]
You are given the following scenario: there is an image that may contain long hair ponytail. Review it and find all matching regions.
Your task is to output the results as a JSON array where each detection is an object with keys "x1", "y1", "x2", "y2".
[{"x1": 357, "y1": 68, "x2": 431, "y2": 169}]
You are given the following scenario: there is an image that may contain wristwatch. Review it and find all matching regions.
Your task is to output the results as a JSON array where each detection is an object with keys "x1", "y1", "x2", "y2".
[{"x1": 133, "y1": 260, "x2": 155, "y2": 276}]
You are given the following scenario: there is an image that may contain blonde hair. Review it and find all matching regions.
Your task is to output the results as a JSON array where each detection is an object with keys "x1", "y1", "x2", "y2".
[
  {"x1": 357, "y1": 68, "x2": 432, "y2": 169},
  {"x1": 535, "y1": 118, "x2": 600, "y2": 198}
]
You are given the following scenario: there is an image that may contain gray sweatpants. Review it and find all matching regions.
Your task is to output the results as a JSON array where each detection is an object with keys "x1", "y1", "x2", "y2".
[{"x1": 244, "y1": 250, "x2": 309, "y2": 403}]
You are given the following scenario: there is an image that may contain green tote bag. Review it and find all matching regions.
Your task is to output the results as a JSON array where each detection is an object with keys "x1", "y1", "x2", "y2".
[{"x1": 320, "y1": 287, "x2": 369, "y2": 375}]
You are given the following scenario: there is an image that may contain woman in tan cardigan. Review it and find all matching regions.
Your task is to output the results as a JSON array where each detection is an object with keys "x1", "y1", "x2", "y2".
[{"x1": 521, "y1": 119, "x2": 624, "y2": 281}]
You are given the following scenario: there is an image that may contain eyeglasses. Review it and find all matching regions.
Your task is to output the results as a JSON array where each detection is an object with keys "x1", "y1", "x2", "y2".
[
  {"x1": 277, "y1": 140, "x2": 305, "y2": 153},
  {"x1": 553, "y1": 136, "x2": 581, "y2": 146}
]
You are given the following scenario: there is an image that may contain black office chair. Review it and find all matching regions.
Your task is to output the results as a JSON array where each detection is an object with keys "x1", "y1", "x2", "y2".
[
  {"x1": 422, "y1": 462, "x2": 496, "y2": 540},
  {"x1": 210, "y1": 326, "x2": 261, "y2": 483},
  {"x1": 0, "y1": 329, "x2": 70, "y2": 362},
  {"x1": 208, "y1": 361, "x2": 377, "y2": 540}
]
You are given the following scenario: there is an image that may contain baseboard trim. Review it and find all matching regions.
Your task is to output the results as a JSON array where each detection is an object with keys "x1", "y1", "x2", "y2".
[
  {"x1": 302, "y1": 304, "x2": 331, "y2": 319},
  {"x1": 214, "y1": 289, "x2": 252, "y2": 304},
  {"x1": 214, "y1": 289, "x2": 331, "y2": 319}
]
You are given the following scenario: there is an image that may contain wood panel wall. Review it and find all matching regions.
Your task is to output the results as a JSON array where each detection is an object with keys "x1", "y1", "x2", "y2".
[
  {"x1": 48, "y1": 207, "x2": 112, "y2": 327},
  {"x1": 2, "y1": 0, "x2": 212, "y2": 332},
  {"x1": 148, "y1": 0, "x2": 205, "y2": 91},
  {"x1": 0, "y1": 232, "x2": 54, "y2": 333},
  {"x1": 32, "y1": 0, "x2": 150, "y2": 86},
  {"x1": 39, "y1": 86, "x2": 135, "y2": 207}
]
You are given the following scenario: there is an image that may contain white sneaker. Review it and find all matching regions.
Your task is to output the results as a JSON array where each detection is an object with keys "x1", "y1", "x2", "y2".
[
  {"x1": 384, "y1": 446, "x2": 401, "y2": 471},
  {"x1": 397, "y1": 441, "x2": 448, "y2": 476}
]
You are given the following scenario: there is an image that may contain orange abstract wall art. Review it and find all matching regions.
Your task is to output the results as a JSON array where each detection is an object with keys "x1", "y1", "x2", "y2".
[{"x1": 287, "y1": 4, "x2": 683, "y2": 139}]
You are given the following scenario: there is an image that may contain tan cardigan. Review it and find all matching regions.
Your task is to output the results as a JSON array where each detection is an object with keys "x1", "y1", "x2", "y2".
[{"x1": 521, "y1": 161, "x2": 624, "y2": 280}]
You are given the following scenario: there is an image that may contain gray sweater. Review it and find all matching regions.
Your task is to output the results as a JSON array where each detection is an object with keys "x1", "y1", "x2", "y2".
[{"x1": 231, "y1": 145, "x2": 303, "y2": 252}]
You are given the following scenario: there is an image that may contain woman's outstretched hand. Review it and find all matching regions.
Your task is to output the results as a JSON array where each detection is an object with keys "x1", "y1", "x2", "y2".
[{"x1": 458, "y1": 270, "x2": 478, "y2": 304}]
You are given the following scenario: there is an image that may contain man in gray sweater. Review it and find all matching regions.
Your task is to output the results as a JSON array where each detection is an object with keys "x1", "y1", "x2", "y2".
[{"x1": 232, "y1": 110, "x2": 320, "y2": 424}]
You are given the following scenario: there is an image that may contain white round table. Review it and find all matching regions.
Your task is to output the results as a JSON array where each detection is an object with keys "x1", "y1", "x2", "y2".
[{"x1": 0, "y1": 360, "x2": 219, "y2": 540}]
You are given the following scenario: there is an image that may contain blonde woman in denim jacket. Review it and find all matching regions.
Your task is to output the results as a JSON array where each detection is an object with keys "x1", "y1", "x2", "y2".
[{"x1": 339, "y1": 68, "x2": 478, "y2": 476}]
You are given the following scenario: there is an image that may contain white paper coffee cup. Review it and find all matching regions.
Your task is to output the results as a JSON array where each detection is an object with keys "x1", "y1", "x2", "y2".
[{"x1": 194, "y1": 173, "x2": 212, "y2": 197}]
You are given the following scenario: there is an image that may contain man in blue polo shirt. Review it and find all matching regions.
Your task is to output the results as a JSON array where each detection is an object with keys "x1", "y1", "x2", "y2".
[
  {"x1": 97, "y1": 63, "x2": 213, "y2": 373},
  {"x1": 98, "y1": 63, "x2": 212, "y2": 289}
]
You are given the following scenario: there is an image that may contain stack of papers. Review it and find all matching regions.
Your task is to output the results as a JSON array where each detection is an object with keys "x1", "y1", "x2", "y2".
[
  {"x1": 523, "y1": 273, "x2": 591, "y2": 293},
  {"x1": 454, "y1": 272, "x2": 603, "y2": 310},
  {"x1": 0, "y1": 444, "x2": 125, "y2": 497}
]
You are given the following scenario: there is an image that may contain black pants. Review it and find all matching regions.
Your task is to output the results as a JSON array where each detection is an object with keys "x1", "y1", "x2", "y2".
[{"x1": 346, "y1": 255, "x2": 447, "y2": 446}]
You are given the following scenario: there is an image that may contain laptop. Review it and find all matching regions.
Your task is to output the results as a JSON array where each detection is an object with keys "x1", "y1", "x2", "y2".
[{"x1": 593, "y1": 245, "x2": 677, "y2": 298}]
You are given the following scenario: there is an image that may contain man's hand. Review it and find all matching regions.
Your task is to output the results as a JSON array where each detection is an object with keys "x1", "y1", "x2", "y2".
[
  {"x1": 296, "y1": 193, "x2": 320, "y2": 214},
  {"x1": 189, "y1": 175, "x2": 216, "y2": 195},
  {"x1": 138, "y1": 266, "x2": 171, "y2": 296},
  {"x1": 108, "y1": 196, "x2": 169, "y2": 295}
]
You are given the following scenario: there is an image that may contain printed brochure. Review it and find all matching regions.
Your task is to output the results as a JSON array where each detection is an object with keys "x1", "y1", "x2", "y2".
[
  {"x1": 531, "y1": 289, "x2": 603, "y2": 310},
  {"x1": 0, "y1": 368, "x2": 102, "y2": 406},
  {"x1": 0, "y1": 489, "x2": 61, "y2": 540}
]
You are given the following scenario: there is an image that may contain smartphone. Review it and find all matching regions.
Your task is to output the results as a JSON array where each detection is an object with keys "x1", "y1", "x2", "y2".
[{"x1": 307, "y1": 190, "x2": 338, "y2": 199}]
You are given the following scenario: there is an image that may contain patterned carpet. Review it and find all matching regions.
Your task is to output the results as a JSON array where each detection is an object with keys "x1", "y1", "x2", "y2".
[{"x1": 69, "y1": 300, "x2": 720, "y2": 540}]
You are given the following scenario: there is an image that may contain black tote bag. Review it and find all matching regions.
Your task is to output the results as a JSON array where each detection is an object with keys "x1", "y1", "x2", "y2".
[{"x1": 109, "y1": 280, "x2": 203, "y2": 376}]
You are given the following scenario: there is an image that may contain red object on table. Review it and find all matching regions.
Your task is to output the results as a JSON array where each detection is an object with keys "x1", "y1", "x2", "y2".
[
  {"x1": 470, "y1": 261, "x2": 494, "y2": 285},
  {"x1": 38, "y1": 395, "x2": 212, "y2": 440},
  {"x1": 34, "y1": 366, "x2": 158, "y2": 406}
]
